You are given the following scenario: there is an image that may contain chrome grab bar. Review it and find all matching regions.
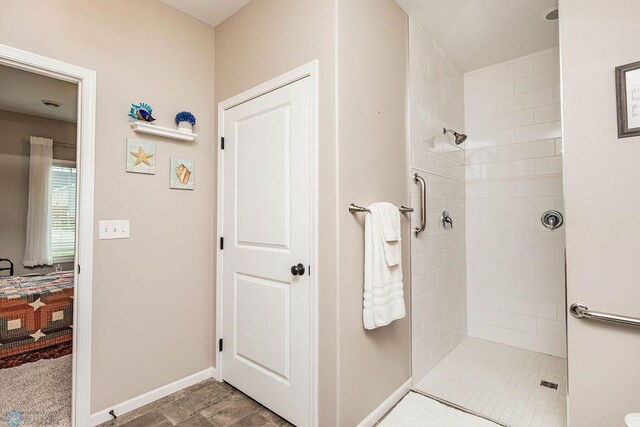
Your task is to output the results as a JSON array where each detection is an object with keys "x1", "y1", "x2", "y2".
[
  {"x1": 570, "y1": 302, "x2": 640, "y2": 328},
  {"x1": 413, "y1": 173, "x2": 426, "y2": 237}
]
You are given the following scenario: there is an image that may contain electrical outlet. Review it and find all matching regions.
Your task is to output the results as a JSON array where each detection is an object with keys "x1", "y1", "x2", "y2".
[{"x1": 99, "y1": 220, "x2": 130, "y2": 240}]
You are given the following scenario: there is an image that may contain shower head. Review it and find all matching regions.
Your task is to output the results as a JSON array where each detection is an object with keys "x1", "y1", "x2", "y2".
[
  {"x1": 454, "y1": 132, "x2": 467, "y2": 145},
  {"x1": 443, "y1": 128, "x2": 467, "y2": 145}
]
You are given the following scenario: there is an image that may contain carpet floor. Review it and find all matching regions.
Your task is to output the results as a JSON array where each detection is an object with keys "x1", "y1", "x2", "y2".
[{"x1": 0, "y1": 355, "x2": 72, "y2": 426}]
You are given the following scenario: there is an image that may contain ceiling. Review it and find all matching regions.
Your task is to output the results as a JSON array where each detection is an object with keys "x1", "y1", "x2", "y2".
[
  {"x1": 159, "y1": 0, "x2": 252, "y2": 27},
  {"x1": 395, "y1": 0, "x2": 559, "y2": 72},
  {"x1": 0, "y1": 64, "x2": 77, "y2": 122},
  {"x1": 158, "y1": 0, "x2": 557, "y2": 71}
]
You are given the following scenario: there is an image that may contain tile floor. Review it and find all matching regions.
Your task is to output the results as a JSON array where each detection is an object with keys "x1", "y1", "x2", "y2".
[
  {"x1": 96, "y1": 337, "x2": 566, "y2": 427},
  {"x1": 378, "y1": 391, "x2": 500, "y2": 426},
  {"x1": 98, "y1": 378, "x2": 291, "y2": 427},
  {"x1": 414, "y1": 337, "x2": 567, "y2": 427}
]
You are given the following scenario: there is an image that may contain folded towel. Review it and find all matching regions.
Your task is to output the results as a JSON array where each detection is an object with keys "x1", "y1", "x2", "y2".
[
  {"x1": 363, "y1": 203, "x2": 406, "y2": 330},
  {"x1": 377, "y1": 202, "x2": 401, "y2": 241},
  {"x1": 371, "y1": 202, "x2": 402, "y2": 266}
]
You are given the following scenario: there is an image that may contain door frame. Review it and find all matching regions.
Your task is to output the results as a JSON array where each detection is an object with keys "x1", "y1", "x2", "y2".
[
  {"x1": 216, "y1": 60, "x2": 319, "y2": 426},
  {"x1": 0, "y1": 44, "x2": 96, "y2": 426}
]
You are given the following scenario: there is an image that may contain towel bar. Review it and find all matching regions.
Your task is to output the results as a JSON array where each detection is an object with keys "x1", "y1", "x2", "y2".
[{"x1": 349, "y1": 203, "x2": 414, "y2": 214}]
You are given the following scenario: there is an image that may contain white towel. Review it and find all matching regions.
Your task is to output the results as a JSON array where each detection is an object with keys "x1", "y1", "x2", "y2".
[
  {"x1": 378, "y1": 202, "x2": 401, "y2": 241},
  {"x1": 363, "y1": 203, "x2": 406, "y2": 330},
  {"x1": 374, "y1": 202, "x2": 402, "y2": 266}
]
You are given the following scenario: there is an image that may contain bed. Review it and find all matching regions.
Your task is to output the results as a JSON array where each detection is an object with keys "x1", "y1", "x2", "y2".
[{"x1": 0, "y1": 271, "x2": 74, "y2": 368}]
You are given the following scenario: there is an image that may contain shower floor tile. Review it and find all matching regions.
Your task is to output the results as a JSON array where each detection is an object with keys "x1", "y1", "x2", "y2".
[{"x1": 414, "y1": 337, "x2": 567, "y2": 427}]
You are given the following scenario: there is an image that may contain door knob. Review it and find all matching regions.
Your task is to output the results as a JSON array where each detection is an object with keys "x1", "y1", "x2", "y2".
[{"x1": 291, "y1": 263, "x2": 305, "y2": 276}]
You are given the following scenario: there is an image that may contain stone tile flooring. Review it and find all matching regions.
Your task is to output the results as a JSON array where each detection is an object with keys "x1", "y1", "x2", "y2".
[{"x1": 98, "y1": 378, "x2": 292, "y2": 427}]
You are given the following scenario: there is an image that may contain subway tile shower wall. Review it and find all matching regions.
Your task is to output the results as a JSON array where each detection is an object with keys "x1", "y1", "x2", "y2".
[
  {"x1": 463, "y1": 48, "x2": 566, "y2": 358},
  {"x1": 409, "y1": 17, "x2": 467, "y2": 382}
]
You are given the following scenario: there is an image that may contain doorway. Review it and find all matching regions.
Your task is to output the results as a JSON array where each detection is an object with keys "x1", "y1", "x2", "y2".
[
  {"x1": 0, "y1": 44, "x2": 96, "y2": 426},
  {"x1": 216, "y1": 62, "x2": 318, "y2": 427}
]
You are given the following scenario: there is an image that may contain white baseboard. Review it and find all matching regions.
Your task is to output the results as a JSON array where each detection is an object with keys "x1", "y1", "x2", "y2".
[
  {"x1": 357, "y1": 378, "x2": 412, "y2": 427},
  {"x1": 90, "y1": 367, "x2": 216, "y2": 426}
]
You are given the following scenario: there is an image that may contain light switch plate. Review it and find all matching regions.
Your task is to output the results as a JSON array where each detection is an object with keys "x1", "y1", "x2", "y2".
[{"x1": 99, "y1": 220, "x2": 130, "y2": 240}]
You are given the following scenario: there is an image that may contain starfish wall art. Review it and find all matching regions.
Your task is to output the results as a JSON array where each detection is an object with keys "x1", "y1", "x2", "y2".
[{"x1": 126, "y1": 138, "x2": 156, "y2": 175}]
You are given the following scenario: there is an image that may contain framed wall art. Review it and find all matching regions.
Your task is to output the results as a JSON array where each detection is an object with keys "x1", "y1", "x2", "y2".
[
  {"x1": 170, "y1": 158, "x2": 194, "y2": 190},
  {"x1": 126, "y1": 138, "x2": 156, "y2": 174},
  {"x1": 615, "y1": 60, "x2": 640, "y2": 138}
]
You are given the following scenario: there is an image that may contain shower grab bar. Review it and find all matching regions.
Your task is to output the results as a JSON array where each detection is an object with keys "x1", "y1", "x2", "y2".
[
  {"x1": 348, "y1": 204, "x2": 413, "y2": 214},
  {"x1": 570, "y1": 302, "x2": 640, "y2": 328},
  {"x1": 414, "y1": 173, "x2": 426, "y2": 237}
]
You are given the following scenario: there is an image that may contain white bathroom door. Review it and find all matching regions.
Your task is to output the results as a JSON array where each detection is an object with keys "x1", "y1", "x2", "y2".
[{"x1": 221, "y1": 76, "x2": 311, "y2": 426}]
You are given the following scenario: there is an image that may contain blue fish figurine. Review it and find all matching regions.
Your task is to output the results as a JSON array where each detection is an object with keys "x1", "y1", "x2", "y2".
[{"x1": 136, "y1": 109, "x2": 155, "y2": 122}]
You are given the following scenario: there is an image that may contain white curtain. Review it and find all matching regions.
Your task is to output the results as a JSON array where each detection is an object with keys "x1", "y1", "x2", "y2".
[{"x1": 23, "y1": 136, "x2": 53, "y2": 267}]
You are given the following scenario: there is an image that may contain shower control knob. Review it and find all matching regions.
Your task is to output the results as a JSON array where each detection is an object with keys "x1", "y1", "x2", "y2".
[
  {"x1": 541, "y1": 210, "x2": 564, "y2": 230},
  {"x1": 441, "y1": 210, "x2": 454, "y2": 229},
  {"x1": 291, "y1": 263, "x2": 305, "y2": 276}
]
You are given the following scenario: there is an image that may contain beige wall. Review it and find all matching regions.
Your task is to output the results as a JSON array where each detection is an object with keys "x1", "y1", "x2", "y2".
[
  {"x1": 560, "y1": 0, "x2": 640, "y2": 425},
  {"x1": 0, "y1": 0, "x2": 410, "y2": 420},
  {"x1": 0, "y1": 0, "x2": 215, "y2": 413},
  {"x1": 214, "y1": 0, "x2": 339, "y2": 423},
  {"x1": 216, "y1": 0, "x2": 410, "y2": 425},
  {"x1": 337, "y1": 1, "x2": 411, "y2": 425},
  {"x1": 0, "y1": 110, "x2": 76, "y2": 276}
]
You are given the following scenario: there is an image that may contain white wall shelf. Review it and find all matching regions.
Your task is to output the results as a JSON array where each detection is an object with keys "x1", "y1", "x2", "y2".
[{"x1": 130, "y1": 121, "x2": 197, "y2": 142}]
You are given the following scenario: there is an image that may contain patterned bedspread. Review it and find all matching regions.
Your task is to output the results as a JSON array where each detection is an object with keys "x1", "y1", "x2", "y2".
[{"x1": 0, "y1": 271, "x2": 74, "y2": 368}]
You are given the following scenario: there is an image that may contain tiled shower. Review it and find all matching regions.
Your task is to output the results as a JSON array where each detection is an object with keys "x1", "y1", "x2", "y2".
[
  {"x1": 409, "y1": 17, "x2": 467, "y2": 382},
  {"x1": 409, "y1": 16, "x2": 567, "y2": 426},
  {"x1": 464, "y1": 48, "x2": 565, "y2": 358}
]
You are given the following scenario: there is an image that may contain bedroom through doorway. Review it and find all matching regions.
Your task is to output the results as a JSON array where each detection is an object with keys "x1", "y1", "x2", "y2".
[{"x1": 0, "y1": 62, "x2": 79, "y2": 427}]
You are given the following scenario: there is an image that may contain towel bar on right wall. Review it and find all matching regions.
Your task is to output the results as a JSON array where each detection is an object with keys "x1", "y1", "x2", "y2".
[{"x1": 413, "y1": 173, "x2": 426, "y2": 236}]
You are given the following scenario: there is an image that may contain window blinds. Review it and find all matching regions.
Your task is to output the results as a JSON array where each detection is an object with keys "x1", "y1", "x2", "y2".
[{"x1": 50, "y1": 165, "x2": 77, "y2": 261}]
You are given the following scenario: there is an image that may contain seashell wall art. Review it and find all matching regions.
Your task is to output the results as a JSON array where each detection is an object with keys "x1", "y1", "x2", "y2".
[{"x1": 170, "y1": 158, "x2": 194, "y2": 190}]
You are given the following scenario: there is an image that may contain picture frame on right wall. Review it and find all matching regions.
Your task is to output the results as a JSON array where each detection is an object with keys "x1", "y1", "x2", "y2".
[{"x1": 615, "y1": 60, "x2": 640, "y2": 138}]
